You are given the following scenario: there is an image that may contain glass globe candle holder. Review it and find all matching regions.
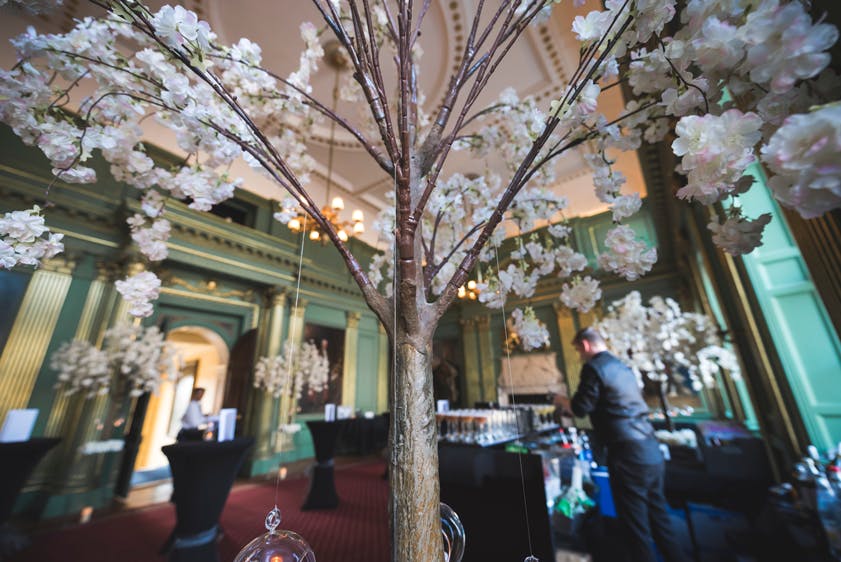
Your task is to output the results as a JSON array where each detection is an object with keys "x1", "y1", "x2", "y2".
[{"x1": 234, "y1": 506, "x2": 316, "y2": 562}]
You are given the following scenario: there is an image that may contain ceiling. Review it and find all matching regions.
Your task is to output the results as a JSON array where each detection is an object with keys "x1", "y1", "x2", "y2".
[{"x1": 0, "y1": 1, "x2": 645, "y2": 247}]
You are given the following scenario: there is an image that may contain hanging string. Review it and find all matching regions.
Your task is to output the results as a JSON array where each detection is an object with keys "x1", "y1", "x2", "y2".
[
  {"x1": 493, "y1": 245, "x2": 536, "y2": 561},
  {"x1": 274, "y1": 212, "x2": 310, "y2": 511}
]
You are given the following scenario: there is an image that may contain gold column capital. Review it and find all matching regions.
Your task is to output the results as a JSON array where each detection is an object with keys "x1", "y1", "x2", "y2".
[
  {"x1": 95, "y1": 261, "x2": 123, "y2": 282},
  {"x1": 266, "y1": 287, "x2": 288, "y2": 308},
  {"x1": 346, "y1": 311, "x2": 362, "y2": 329},
  {"x1": 39, "y1": 256, "x2": 76, "y2": 275}
]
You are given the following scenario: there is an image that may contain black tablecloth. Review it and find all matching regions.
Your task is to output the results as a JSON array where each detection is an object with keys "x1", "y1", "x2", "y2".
[
  {"x1": 161, "y1": 437, "x2": 254, "y2": 562},
  {"x1": 0, "y1": 438, "x2": 60, "y2": 523}
]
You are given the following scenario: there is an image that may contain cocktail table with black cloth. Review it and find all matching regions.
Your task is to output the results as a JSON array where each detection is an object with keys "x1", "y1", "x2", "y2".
[
  {"x1": 0, "y1": 437, "x2": 60, "y2": 558},
  {"x1": 161, "y1": 437, "x2": 254, "y2": 562},
  {"x1": 302, "y1": 420, "x2": 341, "y2": 510}
]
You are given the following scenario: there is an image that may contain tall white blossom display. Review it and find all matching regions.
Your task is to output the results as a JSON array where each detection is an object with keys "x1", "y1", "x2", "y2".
[
  {"x1": 52, "y1": 324, "x2": 176, "y2": 398},
  {"x1": 0, "y1": 1, "x2": 837, "y2": 559},
  {"x1": 253, "y1": 339, "x2": 330, "y2": 433},
  {"x1": 101, "y1": 324, "x2": 177, "y2": 397},
  {"x1": 50, "y1": 339, "x2": 110, "y2": 398},
  {"x1": 596, "y1": 291, "x2": 741, "y2": 428}
]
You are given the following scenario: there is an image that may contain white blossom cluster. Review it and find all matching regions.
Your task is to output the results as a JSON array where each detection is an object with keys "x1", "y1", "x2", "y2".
[
  {"x1": 589, "y1": 0, "x2": 841, "y2": 253},
  {"x1": 511, "y1": 307, "x2": 550, "y2": 352},
  {"x1": 0, "y1": 0, "x2": 837, "y2": 332},
  {"x1": 115, "y1": 271, "x2": 161, "y2": 318},
  {"x1": 101, "y1": 324, "x2": 177, "y2": 397},
  {"x1": 596, "y1": 291, "x2": 740, "y2": 392},
  {"x1": 597, "y1": 225, "x2": 658, "y2": 282},
  {"x1": 559, "y1": 276, "x2": 602, "y2": 313},
  {"x1": 50, "y1": 339, "x2": 110, "y2": 398},
  {"x1": 0, "y1": 206, "x2": 64, "y2": 269},
  {"x1": 708, "y1": 212, "x2": 772, "y2": 256},
  {"x1": 50, "y1": 324, "x2": 175, "y2": 399},
  {"x1": 0, "y1": 3, "x2": 321, "y2": 308},
  {"x1": 254, "y1": 339, "x2": 330, "y2": 401}
]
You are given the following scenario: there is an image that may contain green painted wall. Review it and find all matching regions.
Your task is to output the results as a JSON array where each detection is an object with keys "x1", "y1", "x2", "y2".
[{"x1": 735, "y1": 166, "x2": 841, "y2": 451}]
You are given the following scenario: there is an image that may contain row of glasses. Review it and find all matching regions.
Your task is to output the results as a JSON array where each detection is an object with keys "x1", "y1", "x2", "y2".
[{"x1": 436, "y1": 408, "x2": 527, "y2": 444}]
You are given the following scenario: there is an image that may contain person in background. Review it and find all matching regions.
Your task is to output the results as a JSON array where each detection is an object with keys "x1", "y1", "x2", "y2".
[
  {"x1": 555, "y1": 327, "x2": 687, "y2": 562},
  {"x1": 178, "y1": 387, "x2": 208, "y2": 441}
]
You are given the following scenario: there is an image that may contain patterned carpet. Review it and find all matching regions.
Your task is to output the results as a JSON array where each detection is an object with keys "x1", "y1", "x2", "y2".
[{"x1": 12, "y1": 460, "x2": 389, "y2": 562}]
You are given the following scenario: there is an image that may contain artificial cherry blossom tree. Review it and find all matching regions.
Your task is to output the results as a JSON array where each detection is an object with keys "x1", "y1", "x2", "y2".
[{"x1": 0, "y1": 0, "x2": 838, "y2": 559}]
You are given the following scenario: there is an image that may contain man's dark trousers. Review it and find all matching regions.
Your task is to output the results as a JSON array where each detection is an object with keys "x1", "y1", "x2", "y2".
[{"x1": 608, "y1": 444, "x2": 688, "y2": 562}]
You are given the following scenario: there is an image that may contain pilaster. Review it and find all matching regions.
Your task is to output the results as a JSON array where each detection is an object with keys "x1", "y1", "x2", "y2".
[
  {"x1": 0, "y1": 257, "x2": 75, "y2": 425},
  {"x1": 342, "y1": 312, "x2": 361, "y2": 408}
]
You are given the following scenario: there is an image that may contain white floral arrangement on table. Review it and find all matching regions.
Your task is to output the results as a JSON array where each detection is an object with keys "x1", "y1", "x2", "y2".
[
  {"x1": 278, "y1": 423, "x2": 302, "y2": 435},
  {"x1": 655, "y1": 428, "x2": 698, "y2": 449},
  {"x1": 51, "y1": 324, "x2": 177, "y2": 398},
  {"x1": 79, "y1": 438, "x2": 125, "y2": 455},
  {"x1": 596, "y1": 291, "x2": 741, "y2": 393},
  {"x1": 254, "y1": 339, "x2": 330, "y2": 401}
]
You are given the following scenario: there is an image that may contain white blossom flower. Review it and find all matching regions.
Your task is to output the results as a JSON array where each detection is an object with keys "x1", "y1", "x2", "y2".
[
  {"x1": 761, "y1": 104, "x2": 841, "y2": 219},
  {"x1": 559, "y1": 276, "x2": 602, "y2": 313},
  {"x1": 598, "y1": 225, "x2": 657, "y2": 281},
  {"x1": 708, "y1": 212, "x2": 772, "y2": 256},
  {"x1": 511, "y1": 307, "x2": 549, "y2": 352},
  {"x1": 0, "y1": 206, "x2": 64, "y2": 269},
  {"x1": 115, "y1": 271, "x2": 161, "y2": 318}
]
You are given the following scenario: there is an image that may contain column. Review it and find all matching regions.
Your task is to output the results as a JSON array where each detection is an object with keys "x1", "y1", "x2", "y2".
[
  {"x1": 0, "y1": 256, "x2": 75, "y2": 425},
  {"x1": 253, "y1": 288, "x2": 289, "y2": 458},
  {"x1": 475, "y1": 315, "x2": 497, "y2": 403},
  {"x1": 264, "y1": 288, "x2": 287, "y2": 357},
  {"x1": 341, "y1": 312, "x2": 361, "y2": 408},
  {"x1": 376, "y1": 324, "x2": 389, "y2": 413},
  {"x1": 460, "y1": 318, "x2": 482, "y2": 408},
  {"x1": 552, "y1": 303, "x2": 582, "y2": 395}
]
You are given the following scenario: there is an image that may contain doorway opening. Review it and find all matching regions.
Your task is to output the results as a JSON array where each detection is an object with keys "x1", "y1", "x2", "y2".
[{"x1": 130, "y1": 326, "x2": 230, "y2": 488}]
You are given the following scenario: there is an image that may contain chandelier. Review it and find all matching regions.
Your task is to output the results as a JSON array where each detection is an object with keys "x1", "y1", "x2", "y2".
[
  {"x1": 457, "y1": 280, "x2": 480, "y2": 300},
  {"x1": 283, "y1": 41, "x2": 364, "y2": 243}
]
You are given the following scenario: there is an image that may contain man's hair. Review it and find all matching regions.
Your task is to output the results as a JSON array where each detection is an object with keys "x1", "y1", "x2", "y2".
[{"x1": 572, "y1": 327, "x2": 605, "y2": 347}]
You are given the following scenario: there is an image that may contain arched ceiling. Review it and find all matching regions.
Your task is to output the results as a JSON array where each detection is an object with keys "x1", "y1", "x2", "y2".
[{"x1": 0, "y1": 1, "x2": 645, "y2": 246}]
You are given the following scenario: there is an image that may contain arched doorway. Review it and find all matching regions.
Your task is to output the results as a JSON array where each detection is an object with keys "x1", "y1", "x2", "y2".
[{"x1": 132, "y1": 326, "x2": 230, "y2": 482}]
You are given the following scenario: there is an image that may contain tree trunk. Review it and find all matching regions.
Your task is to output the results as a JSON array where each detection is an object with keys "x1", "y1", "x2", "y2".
[{"x1": 390, "y1": 337, "x2": 441, "y2": 562}]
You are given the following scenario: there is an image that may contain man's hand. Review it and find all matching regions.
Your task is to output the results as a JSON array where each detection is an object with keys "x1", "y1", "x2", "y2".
[{"x1": 553, "y1": 394, "x2": 573, "y2": 417}]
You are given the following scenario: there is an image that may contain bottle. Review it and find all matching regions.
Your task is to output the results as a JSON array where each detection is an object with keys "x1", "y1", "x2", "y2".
[{"x1": 816, "y1": 474, "x2": 841, "y2": 557}]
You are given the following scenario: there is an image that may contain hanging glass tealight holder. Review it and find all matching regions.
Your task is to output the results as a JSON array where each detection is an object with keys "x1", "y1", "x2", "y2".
[{"x1": 234, "y1": 506, "x2": 316, "y2": 562}]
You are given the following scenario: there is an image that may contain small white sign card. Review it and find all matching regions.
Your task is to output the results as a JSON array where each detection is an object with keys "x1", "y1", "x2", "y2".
[
  {"x1": 436, "y1": 400, "x2": 450, "y2": 414},
  {"x1": 336, "y1": 405, "x2": 353, "y2": 420},
  {"x1": 0, "y1": 409, "x2": 39, "y2": 443},
  {"x1": 324, "y1": 403, "x2": 336, "y2": 422},
  {"x1": 217, "y1": 408, "x2": 237, "y2": 442}
]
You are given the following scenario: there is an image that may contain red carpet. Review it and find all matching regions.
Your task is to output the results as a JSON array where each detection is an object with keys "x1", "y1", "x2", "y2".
[{"x1": 12, "y1": 461, "x2": 389, "y2": 562}]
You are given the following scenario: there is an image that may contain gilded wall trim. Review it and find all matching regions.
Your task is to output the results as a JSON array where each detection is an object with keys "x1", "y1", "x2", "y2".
[{"x1": 0, "y1": 269, "x2": 73, "y2": 424}]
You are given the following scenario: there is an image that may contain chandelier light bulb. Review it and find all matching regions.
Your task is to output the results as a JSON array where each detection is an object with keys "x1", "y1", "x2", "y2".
[
  {"x1": 458, "y1": 286, "x2": 466, "y2": 299},
  {"x1": 351, "y1": 209, "x2": 364, "y2": 223},
  {"x1": 331, "y1": 196, "x2": 345, "y2": 211},
  {"x1": 288, "y1": 218, "x2": 301, "y2": 232},
  {"x1": 467, "y1": 280, "x2": 476, "y2": 290},
  {"x1": 353, "y1": 222, "x2": 365, "y2": 234},
  {"x1": 338, "y1": 229, "x2": 349, "y2": 242},
  {"x1": 309, "y1": 230, "x2": 320, "y2": 241}
]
